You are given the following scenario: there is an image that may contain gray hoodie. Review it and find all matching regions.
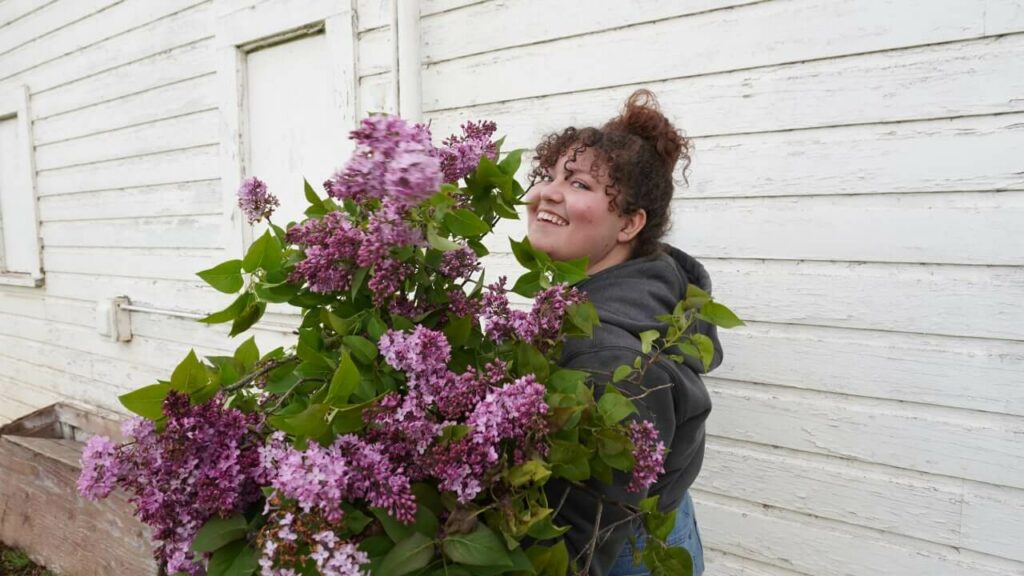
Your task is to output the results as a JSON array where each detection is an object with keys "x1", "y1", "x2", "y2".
[{"x1": 546, "y1": 244, "x2": 721, "y2": 575}]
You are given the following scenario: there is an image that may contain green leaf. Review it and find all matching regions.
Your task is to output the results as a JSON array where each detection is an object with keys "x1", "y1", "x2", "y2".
[
  {"x1": 699, "y1": 301, "x2": 744, "y2": 328},
  {"x1": 506, "y1": 459, "x2": 551, "y2": 487},
  {"x1": 566, "y1": 302, "x2": 599, "y2": 338},
  {"x1": 548, "y1": 369, "x2": 587, "y2": 394},
  {"x1": 197, "y1": 260, "x2": 244, "y2": 294},
  {"x1": 343, "y1": 335, "x2": 378, "y2": 364},
  {"x1": 524, "y1": 510, "x2": 569, "y2": 540},
  {"x1": 171, "y1": 350, "x2": 209, "y2": 393},
  {"x1": 242, "y1": 230, "x2": 282, "y2": 273},
  {"x1": 206, "y1": 540, "x2": 258, "y2": 576},
  {"x1": 498, "y1": 148, "x2": 524, "y2": 176},
  {"x1": 191, "y1": 514, "x2": 248, "y2": 553},
  {"x1": 443, "y1": 208, "x2": 491, "y2": 237},
  {"x1": 427, "y1": 226, "x2": 461, "y2": 252},
  {"x1": 525, "y1": 541, "x2": 569, "y2": 576},
  {"x1": 639, "y1": 496, "x2": 678, "y2": 543},
  {"x1": 690, "y1": 333, "x2": 716, "y2": 372},
  {"x1": 253, "y1": 280, "x2": 299, "y2": 303},
  {"x1": 509, "y1": 237, "x2": 539, "y2": 271},
  {"x1": 516, "y1": 342, "x2": 550, "y2": 381},
  {"x1": 351, "y1": 266, "x2": 369, "y2": 299},
  {"x1": 442, "y1": 524, "x2": 511, "y2": 567},
  {"x1": 230, "y1": 300, "x2": 266, "y2": 337},
  {"x1": 511, "y1": 270, "x2": 543, "y2": 298},
  {"x1": 612, "y1": 365, "x2": 633, "y2": 383},
  {"x1": 551, "y1": 259, "x2": 589, "y2": 286},
  {"x1": 326, "y1": 352, "x2": 360, "y2": 407},
  {"x1": 304, "y1": 178, "x2": 323, "y2": 207},
  {"x1": 118, "y1": 383, "x2": 171, "y2": 420},
  {"x1": 548, "y1": 440, "x2": 591, "y2": 481},
  {"x1": 597, "y1": 387, "x2": 636, "y2": 426},
  {"x1": 596, "y1": 429, "x2": 636, "y2": 471},
  {"x1": 443, "y1": 314, "x2": 472, "y2": 348},
  {"x1": 685, "y1": 284, "x2": 710, "y2": 301},
  {"x1": 267, "y1": 403, "x2": 329, "y2": 438},
  {"x1": 378, "y1": 532, "x2": 434, "y2": 576},
  {"x1": 233, "y1": 336, "x2": 259, "y2": 372},
  {"x1": 200, "y1": 292, "x2": 253, "y2": 325},
  {"x1": 639, "y1": 330, "x2": 659, "y2": 355}
]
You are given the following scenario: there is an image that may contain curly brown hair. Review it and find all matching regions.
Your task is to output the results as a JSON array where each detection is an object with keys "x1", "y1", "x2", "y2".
[{"x1": 526, "y1": 89, "x2": 691, "y2": 259}]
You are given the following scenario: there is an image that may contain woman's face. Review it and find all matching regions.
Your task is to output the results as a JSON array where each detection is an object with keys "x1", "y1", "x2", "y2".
[{"x1": 524, "y1": 146, "x2": 643, "y2": 275}]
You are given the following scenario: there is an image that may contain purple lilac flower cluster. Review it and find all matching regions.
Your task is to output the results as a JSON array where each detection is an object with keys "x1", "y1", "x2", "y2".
[
  {"x1": 373, "y1": 327, "x2": 549, "y2": 502},
  {"x1": 78, "y1": 392, "x2": 264, "y2": 575},
  {"x1": 480, "y1": 278, "x2": 585, "y2": 351},
  {"x1": 238, "y1": 176, "x2": 280, "y2": 224},
  {"x1": 259, "y1": 432, "x2": 416, "y2": 524},
  {"x1": 257, "y1": 508, "x2": 369, "y2": 576},
  {"x1": 626, "y1": 420, "x2": 667, "y2": 493},
  {"x1": 438, "y1": 246, "x2": 480, "y2": 280},
  {"x1": 438, "y1": 120, "x2": 499, "y2": 184},
  {"x1": 324, "y1": 116, "x2": 439, "y2": 206}
]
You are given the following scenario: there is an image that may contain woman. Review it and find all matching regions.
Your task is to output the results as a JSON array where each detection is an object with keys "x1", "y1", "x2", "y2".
[{"x1": 524, "y1": 89, "x2": 721, "y2": 576}]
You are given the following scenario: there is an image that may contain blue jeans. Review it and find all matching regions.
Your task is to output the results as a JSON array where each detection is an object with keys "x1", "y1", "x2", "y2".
[{"x1": 608, "y1": 491, "x2": 705, "y2": 576}]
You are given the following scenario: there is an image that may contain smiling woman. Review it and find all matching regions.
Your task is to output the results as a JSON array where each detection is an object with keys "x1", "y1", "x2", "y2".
[{"x1": 525, "y1": 89, "x2": 717, "y2": 576}]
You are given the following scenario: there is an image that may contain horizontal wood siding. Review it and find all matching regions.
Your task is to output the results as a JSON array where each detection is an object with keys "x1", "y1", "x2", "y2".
[{"x1": 419, "y1": 0, "x2": 1024, "y2": 572}]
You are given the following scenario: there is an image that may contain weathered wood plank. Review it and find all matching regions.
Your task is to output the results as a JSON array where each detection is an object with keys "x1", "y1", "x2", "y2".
[
  {"x1": 35, "y1": 109, "x2": 218, "y2": 170},
  {"x1": 704, "y1": 549, "x2": 811, "y2": 576},
  {"x1": 39, "y1": 271, "x2": 228, "y2": 312},
  {"x1": 706, "y1": 379, "x2": 1024, "y2": 490},
  {"x1": 356, "y1": 0, "x2": 485, "y2": 32},
  {"x1": 716, "y1": 322, "x2": 1024, "y2": 417},
  {"x1": 37, "y1": 179, "x2": 222, "y2": 221},
  {"x1": 0, "y1": 408, "x2": 159, "y2": 575},
  {"x1": 356, "y1": 25, "x2": 390, "y2": 77},
  {"x1": 42, "y1": 246, "x2": 223, "y2": 280},
  {"x1": 671, "y1": 191, "x2": 1024, "y2": 266},
  {"x1": 41, "y1": 214, "x2": 222, "y2": 249},
  {"x1": 961, "y1": 481, "x2": 1024, "y2": 563},
  {"x1": 30, "y1": 37, "x2": 214, "y2": 120},
  {"x1": 422, "y1": 0, "x2": 1023, "y2": 111},
  {"x1": 427, "y1": 33, "x2": 1024, "y2": 138},
  {"x1": 0, "y1": 0, "x2": 118, "y2": 58},
  {"x1": 705, "y1": 259, "x2": 1024, "y2": 341},
  {"x1": 420, "y1": 0, "x2": 761, "y2": 65},
  {"x1": 0, "y1": 0, "x2": 54, "y2": 29},
  {"x1": 693, "y1": 490, "x2": 1024, "y2": 575},
  {"x1": 32, "y1": 75, "x2": 216, "y2": 145},
  {"x1": 697, "y1": 438, "x2": 962, "y2": 547},
  {"x1": 35, "y1": 145, "x2": 220, "y2": 196},
  {"x1": 684, "y1": 114, "x2": 1024, "y2": 198},
  {"x1": 0, "y1": 0, "x2": 210, "y2": 88}
]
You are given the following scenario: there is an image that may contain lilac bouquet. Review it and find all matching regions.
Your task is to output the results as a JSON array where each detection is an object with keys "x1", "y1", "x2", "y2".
[{"x1": 78, "y1": 115, "x2": 740, "y2": 576}]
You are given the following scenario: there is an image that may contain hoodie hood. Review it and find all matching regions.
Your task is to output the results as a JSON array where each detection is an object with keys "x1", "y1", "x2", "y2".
[{"x1": 569, "y1": 243, "x2": 723, "y2": 374}]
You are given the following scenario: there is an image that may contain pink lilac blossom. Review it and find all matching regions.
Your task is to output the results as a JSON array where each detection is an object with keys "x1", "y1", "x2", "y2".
[
  {"x1": 438, "y1": 120, "x2": 499, "y2": 184},
  {"x1": 626, "y1": 420, "x2": 667, "y2": 493},
  {"x1": 438, "y1": 247, "x2": 480, "y2": 280},
  {"x1": 286, "y1": 212, "x2": 362, "y2": 294},
  {"x1": 377, "y1": 326, "x2": 452, "y2": 404},
  {"x1": 238, "y1": 176, "x2": 280, "y2": 224},
  {"x1": 446, "y1": 288, "x2": 481, "y2": 320},
  {"x1": 77, "y1": 435, "x2": 121, "y2": 500},
  {"x1": 78, "y1": 392, "x2": 264, "y2": 576},
  {"x1": 325, "y1": 116, "x2": 439, "y2": 206},
  {"x1": 431, "y1": 375, "x2": 548, "y2": 502},
  {"x1": 480, "y1": 278, "x2": 584, "y2": 351},
  {"x1": 259, "y1": 432, "x2": 416, "y2": 525},
  {"x1": 257, "y1": 509, "x2": 369, "y2": 576},
  {"x1": 355, "y1": 199, "x2": 421, "y2": 268}
]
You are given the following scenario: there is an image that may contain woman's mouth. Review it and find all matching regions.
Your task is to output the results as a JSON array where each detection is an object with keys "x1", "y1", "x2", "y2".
[{"x1": 536, "y1": 211, "x2": 569, "y2": 226}]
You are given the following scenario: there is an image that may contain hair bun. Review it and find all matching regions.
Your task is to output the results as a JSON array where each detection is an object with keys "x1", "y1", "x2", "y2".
[{"x1": 603, "y1": 89, "x2": 688, "y2": 175}]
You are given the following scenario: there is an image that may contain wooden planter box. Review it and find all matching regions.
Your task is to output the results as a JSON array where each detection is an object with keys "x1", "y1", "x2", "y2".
[{"x1": 0, "y1": 402, "x2": 158, "y2": 576}]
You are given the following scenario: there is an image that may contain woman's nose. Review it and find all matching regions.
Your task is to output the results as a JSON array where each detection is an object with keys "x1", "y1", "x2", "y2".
[{"x1": 538, "y1": 180, "x2": 564, "y2": 204}]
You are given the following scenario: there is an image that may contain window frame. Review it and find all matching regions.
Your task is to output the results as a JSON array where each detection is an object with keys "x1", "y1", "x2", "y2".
[
  {"x1": 0, "y1": 85, "x2": 44, "y2": 288},
  {"x1": 215, "y1": 0, "x2": 359, "y2": 259}
]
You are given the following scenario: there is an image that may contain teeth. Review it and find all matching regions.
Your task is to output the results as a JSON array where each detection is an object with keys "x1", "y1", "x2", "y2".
[{"x1": 538, "y1": 211, "x2": 568, "y2": 226}]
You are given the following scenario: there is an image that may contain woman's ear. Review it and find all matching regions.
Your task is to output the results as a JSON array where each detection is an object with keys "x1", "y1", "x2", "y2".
[{"x1": 618, "y1": 209, "x2": 647, "y2": 243}]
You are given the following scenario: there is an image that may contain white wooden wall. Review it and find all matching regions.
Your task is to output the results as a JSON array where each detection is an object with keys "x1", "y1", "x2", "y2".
[{"x1": 0, "y1": 0, "x2": 1022, "y2": 574}]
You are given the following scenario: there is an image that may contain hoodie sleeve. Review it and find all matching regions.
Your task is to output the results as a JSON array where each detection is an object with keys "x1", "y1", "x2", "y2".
[{"x1": 546, "y1": 346, "x2": 678, "y2": 576}]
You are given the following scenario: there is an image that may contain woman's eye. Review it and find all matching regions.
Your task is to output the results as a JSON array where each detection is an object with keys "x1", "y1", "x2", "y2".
[{"x1": 572, "y1": 180, "x2": 590, "y2": 190}]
